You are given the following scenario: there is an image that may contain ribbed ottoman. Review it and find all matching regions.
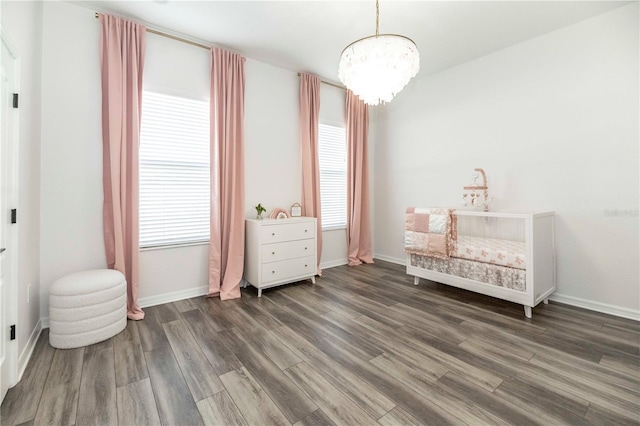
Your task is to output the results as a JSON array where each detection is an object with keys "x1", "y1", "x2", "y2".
[{"x1": 49, "y1": 269, "x2": 127, "y2": 349}]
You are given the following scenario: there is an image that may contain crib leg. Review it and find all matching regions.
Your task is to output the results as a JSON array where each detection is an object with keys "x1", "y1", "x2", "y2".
[
  {"x1": 543, "y1": 298, "x2": 549, "y2": 305},
  {"x1": 413, "y1": 276, "x2": 420, "y2": 286},
  {"x1": 524, "y1": 306, "x2": 532, "y2": 318}
]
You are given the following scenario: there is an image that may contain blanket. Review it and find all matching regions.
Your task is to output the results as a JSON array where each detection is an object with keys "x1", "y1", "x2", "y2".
[{"x1": 405, "y1": 207, "x2": 457, "y2": 259}]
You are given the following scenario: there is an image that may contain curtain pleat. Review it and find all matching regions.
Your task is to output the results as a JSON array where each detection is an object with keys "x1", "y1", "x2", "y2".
[
  {"x1": 208, "y1": 47, "x2": 246, "y2": 300},
  {"x1": 300, "y1": 73, "x2": 323, "y2": 275},
  {"x1": 346, "y1": 90, "x2": 374, "y2": 266},
  {"x1": 99, "y1": 14, "x2": 145, "y2": 320}
]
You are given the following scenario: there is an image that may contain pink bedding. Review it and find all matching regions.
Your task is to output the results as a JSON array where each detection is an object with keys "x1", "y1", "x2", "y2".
[{"x1": 453, "y1": 235, "x2": 526, "y2": 270}]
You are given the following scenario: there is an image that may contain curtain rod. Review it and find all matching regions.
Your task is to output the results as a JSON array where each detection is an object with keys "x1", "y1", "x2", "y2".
[
  {"x1": 95, "y1": 12, "x2": 210, "y2": 50},
  {"x1": 297, "y1": 73, "x2": 345, "y2": 90}
]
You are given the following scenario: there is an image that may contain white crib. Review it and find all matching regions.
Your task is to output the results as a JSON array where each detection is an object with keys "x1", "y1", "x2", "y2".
[{"x1": 407, "y1": 210, "x2": 556, "y2": 318}]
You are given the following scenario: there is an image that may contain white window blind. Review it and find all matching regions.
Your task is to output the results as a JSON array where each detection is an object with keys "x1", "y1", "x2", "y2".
[
  {"x1": 139, "y1": 91, "x2": 210, "y2": 248},
  {"x1": 318, "y1": 124, "x2": 347, "y2": 230}
]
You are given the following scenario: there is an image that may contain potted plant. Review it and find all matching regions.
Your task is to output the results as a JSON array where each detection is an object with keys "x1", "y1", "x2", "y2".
[{"x1": 255, "y1": 203, "x2": 266, "y2": 220}]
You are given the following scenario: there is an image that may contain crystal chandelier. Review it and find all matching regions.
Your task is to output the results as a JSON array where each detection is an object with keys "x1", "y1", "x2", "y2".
[{"x1": 338, "y1": 0, "x2": 420, "y2": 106}]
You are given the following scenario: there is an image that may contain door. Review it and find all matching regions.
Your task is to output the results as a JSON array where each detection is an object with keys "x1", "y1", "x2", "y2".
[{"x1": 0, "y1": 28, "x2": 18, "y2": 403}]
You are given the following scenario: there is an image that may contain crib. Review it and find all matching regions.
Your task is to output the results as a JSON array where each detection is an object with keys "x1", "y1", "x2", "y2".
[{"x1": 406, "y1": 210, "x2": 555, "y2": 318}]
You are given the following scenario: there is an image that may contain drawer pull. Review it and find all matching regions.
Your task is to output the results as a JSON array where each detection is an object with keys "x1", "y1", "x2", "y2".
[
  {"x1": 304, "y1": 230, "x2": 308, "y2": 233},
  {"x1": 272, "y1": 252, "x2": 275, "y2": 255},
  {"x1": 272, "y1": 232, "x2": 275, "y2": 236},
  {"x1": 305, "y1": 264, "x2": 308, "y2": 267},
  {"x1": 304, "y1": 247, "x2": 308, "y2": 250},
  {"x1": 272, "y1": 271, "x2": 275, "y2": 274}
]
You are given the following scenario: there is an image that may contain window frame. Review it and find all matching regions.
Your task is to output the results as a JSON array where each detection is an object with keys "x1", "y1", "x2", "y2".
[
  {"x1": 317, "y1": 122, "x2": 348, "y2": 232},
  {"x1": 138, "y1": 87, "x2": 211, "y2": 251}
]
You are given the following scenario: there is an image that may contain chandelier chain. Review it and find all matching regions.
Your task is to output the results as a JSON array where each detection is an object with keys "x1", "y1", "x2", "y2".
[{"x1": 376, "y1": 0, "x2": 379, "y2": 36}]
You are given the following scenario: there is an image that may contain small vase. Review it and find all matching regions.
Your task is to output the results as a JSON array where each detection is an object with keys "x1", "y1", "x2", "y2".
[{"x1": 256, "y1": 214, "x2": 263, "y2": 220}]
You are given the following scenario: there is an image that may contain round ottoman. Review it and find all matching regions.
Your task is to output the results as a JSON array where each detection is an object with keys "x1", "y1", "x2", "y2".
[{"x1": 49, "y1": 269, "x2": 127, "y2": 349}]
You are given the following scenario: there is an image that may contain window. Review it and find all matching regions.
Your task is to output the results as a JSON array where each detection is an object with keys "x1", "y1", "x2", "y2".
[
  {"x1": 318, "y1": 123, "x2": 347, "y2": 230},
  {"x1": 139, "y1": 91, "x2": 210, "y2": 248}
]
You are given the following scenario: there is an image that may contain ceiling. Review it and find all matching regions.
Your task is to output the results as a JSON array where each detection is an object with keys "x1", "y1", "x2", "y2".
[{"x1": 75, "y1": 0, "x2": 630, "y2": 84}]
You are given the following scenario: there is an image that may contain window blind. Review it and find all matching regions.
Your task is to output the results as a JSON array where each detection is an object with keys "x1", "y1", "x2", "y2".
[
  {"x1": 139, "y1": 91, "x2": 210, "y2": 248},
  {"x1": 318, "y1": 124, "x2": 347, "y2": 230}
]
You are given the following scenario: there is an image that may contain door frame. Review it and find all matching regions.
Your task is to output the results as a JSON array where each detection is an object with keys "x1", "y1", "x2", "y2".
[{"x1": 1, "y1": 26, "x2": 20, "y2": 395}]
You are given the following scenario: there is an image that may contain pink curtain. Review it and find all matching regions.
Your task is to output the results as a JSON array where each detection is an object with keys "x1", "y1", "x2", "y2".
[
  {"x1": 99, "y1": 14, "x2": 145, "y2": 320},
  {"x1": 208, "y1": 47, "x2": 245, "y2": 300},
  {"x1": 346, "y1": 90, "x2": 374, "y2": 266},
  {"x1": 300, "y1": 73, "x2": 323, "y2": 275}
]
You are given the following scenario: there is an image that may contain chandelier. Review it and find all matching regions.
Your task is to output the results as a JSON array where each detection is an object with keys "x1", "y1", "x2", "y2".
[{"x1": 338, "y1": 0, "x2": 420, "y2": 106}]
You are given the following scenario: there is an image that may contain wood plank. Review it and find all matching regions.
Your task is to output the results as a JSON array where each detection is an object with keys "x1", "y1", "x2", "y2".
[
  {"x1": 173, "y1": 298, "x2": 196, "y2": 313},
  {"x1": 232, "y1": 326, "x2": 302, "y2": 370},
  {"x1": 369, "y1": 354, "x2": 508, "y2": 426},
  {"x1": 494, "y1": 377, "x2": 589, "y2": 424},
  {"x1": 377, "y1": 407, "x2": 423, "y2": 426},
  {"x1": 600, "y1": 353, "x2": 640, "y2": 377},
  {"x1": 220, "y1": 367, "x2": 290, "y2": 426},
  {"x1": 222, "y1": 306, "x2": 269, "y2": 335},
  {"x1": 584, "y1": 403, "x2": 640, "y2": 426},
  {"x1": 284, "y1": 302, "x2": 383, "y2": 359},
  {"x1": 137, "y1": 306, "x2": 171, "y2": 351},
  {"x1": 436, "y1": 372, "x2": 544, "y2": 426},
  {"x1": 294, "y1": 409, "x2": 337, "y2": 426},
  {"x1": 155, "y1": 302, "x2": 181, "y2": 323},
  {"x1": 76, "y1": 343, "x2": 117, "y2": 425},
  {"x1": 231, "y1": 330, "x2": 317, "y2": 423},
  {"x1": 33, "y1": 347, "x2": 85, "y2": 425},
  {"x1": 144, "y1": 346, "x2": 204, "y2": 425},
  {"x1": 312, "y1": 336, "x2": 466, "y2": 424},
  {"x1": 0, "y1": 330, "x2": 56, "y2": 425},
  {"x1": 529, "y1": 353, "x2": 640, "y2": 404},
  {"x1": 116, "y1": 378, "x2": 161, "y2": 426},
  {"x1": 271, "y1": 326, "x2": 396, "y2": 420},
  {"x1": 163, "y1": 319, "x2": 224, "y2": 401},
  {"x1": 113, "y1": 320, "x2": 148, "y2": 387},
  {"x1": 284, "y1": 362, "x2": 377, "y2": 426},
  {"x1": 179, "y1": 309, "x2": 243, "y2": 377},
  {"x1": 196, "y1": 390, "x2": 248, "y2": 426}
]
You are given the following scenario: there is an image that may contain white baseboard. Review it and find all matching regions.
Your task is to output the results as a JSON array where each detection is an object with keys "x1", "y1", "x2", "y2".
[
  {"x1": 18, "y1": 319, "x2": 43, "y2": 382},
  {"x1": 320, "y1": 258, "x2": 349, "y2": 270},
  {"x1": 373, "y1": 253, "x2": 404, "y2": 265},
  {"x1": 138, "y1": 285, "x2": 209, "y2": 308},
  {"x1": 549, "y1": 293, "x2": 640, "y2": 321},
  {"x1": 372, "y1": 253, "x2": 638, "y2": 322}
]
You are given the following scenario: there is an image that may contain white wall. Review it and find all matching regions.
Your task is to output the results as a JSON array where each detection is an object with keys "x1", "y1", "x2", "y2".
[
  {"x1": 373, "y1": 4, "x2": 639, "y2": 317},
  {"x1": 38, "y1": 0, "x2": 349, "y2": 317},
  {"x1": 40, "y1": 1, "x2": 105, "y2": 320},
  {"x1": 2, "y1": 0, "x2": 43, "y2": 360}
]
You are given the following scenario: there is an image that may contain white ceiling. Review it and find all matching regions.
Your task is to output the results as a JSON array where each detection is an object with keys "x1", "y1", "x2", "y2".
[{"x1": 75, "y1": 0, "x2": 630, "y2": 83}]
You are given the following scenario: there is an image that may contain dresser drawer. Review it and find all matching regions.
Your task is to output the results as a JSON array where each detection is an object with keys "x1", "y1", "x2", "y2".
[
  {"x1": 261, "y1": 239, "x2": 315, "y2": 263},
  {"x1": 261, "y1": 221, "x2": 315, "y2": 244},
  {"x1": 261, "y1": 256, "x2": 315, "y2": 284}
]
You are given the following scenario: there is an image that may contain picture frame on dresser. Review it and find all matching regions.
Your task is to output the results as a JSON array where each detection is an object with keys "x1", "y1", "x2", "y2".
[{"x1": 290, "y1": 202, "x2": 302, "y2": 217}]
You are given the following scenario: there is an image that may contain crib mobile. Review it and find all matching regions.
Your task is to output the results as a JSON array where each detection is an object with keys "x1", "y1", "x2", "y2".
[{"x1": 462, "y1": 168, "x2": 493, "y2": 212}]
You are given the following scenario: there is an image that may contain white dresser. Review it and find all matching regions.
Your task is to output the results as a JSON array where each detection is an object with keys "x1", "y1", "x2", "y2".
[{"x1": 244, "y1": 217, "x2": 317, "y2": 296}]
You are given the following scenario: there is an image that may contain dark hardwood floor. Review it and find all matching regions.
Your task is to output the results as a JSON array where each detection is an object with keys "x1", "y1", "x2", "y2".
[{"x1": 2, "y1": 260, "x2": 639, "y2": 425}]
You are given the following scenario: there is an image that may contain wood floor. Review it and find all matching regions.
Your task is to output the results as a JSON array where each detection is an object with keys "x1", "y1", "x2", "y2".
[{"x1": 2, "y1": 260, "x2": 639, "y2": 425}]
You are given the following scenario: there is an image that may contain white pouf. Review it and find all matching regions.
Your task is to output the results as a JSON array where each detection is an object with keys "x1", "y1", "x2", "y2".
[{"x1": 49, "y1": 269, "x2": 127, "y2": 349}]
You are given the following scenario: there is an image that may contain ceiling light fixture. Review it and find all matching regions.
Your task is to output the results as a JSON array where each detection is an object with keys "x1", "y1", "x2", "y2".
[{"x1": 338, "y1": 0, "x2": 420, "y2": 106}]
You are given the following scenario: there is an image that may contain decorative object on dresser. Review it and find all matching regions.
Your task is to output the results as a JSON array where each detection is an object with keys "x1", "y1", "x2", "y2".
[
  {"x1": 244, "y1": 217, "x2": 317, "y2": 296},
  {"x1": 406, "y1": 208, "x2": 555, "y2": 318},
  {"x1": 269, "y1": 207, "x2": 290, "y2": 219},
  {"x1": 255, "y1": 203, "x2": 267, "y2": 220},
  {"x1": 290, "y1": 202, "x2": 302, "y2": 217},
  {"x1": 462, "y1": 168, "x2": 492, "y2": 212}
]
